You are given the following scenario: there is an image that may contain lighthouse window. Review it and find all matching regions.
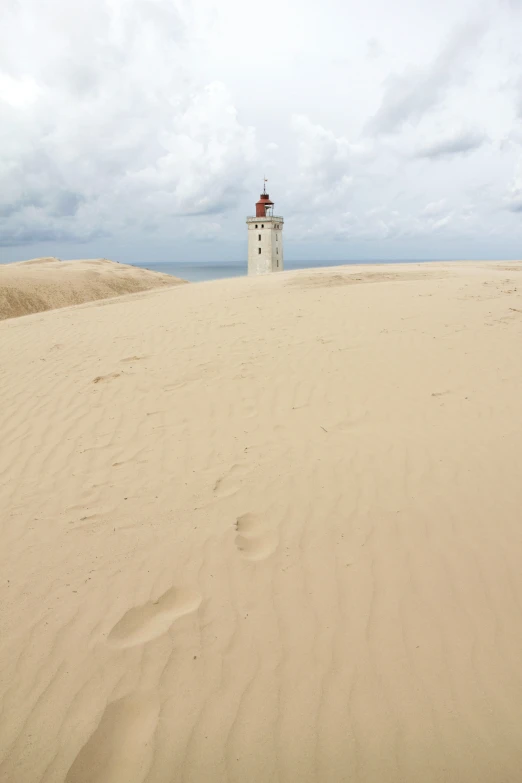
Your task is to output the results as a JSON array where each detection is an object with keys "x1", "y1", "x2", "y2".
[
  {"x1": 255, "y1": 224, "x2": 258, "y2": 229},
  {"x1": 258, "y1": 234, "x2": 261, "y2": 241},
  {"x1": 276, "y1": 247, "x2": 279, "y2": 254},
  {"x1": 258, "y1": 247, "x2": 261, "y2": 255},
  {"x1": 276, "y1": 234, "x2": 278, "y2": 241},
  {"x1": 261, "y1": 224, "x2": 264, "y2": 228}
]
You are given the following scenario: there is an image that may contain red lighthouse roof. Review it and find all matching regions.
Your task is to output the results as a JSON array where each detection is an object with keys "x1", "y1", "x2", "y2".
[{"x1": 256, "y1": 192, "x2": 274, "y2": 218}]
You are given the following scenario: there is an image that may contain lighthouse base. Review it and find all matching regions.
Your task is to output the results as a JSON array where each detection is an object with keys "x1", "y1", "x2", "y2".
[{"x1": 246, "y1": 215, "x2": 284, "y2": 276}]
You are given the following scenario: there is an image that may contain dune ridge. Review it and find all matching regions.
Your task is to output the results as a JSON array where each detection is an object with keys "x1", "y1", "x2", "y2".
[
  {"x1": 0, "y1": 257, "x2": 186, "y2": 320},
  {"x1": 1, "y1": 261, "x2": 522, "y2": 782}
]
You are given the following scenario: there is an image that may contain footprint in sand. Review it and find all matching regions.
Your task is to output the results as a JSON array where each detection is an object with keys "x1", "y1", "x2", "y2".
[
  {"x1": 234, "y1": 512, "x2": 278, "y2": 561},
  {"x1": 107, "y1": 586, "x2": 201, "y2": 648},
  {"x1": 65, "y1": 693, "x2": 159, "y2": 783},
  {"x1": 214, "y1": 463, "x2": 250, "y2": 498},
  {"x1": 92, "y1": 372, "x2": 120, "y2": 384},
  {"x1": 120, "y1": 355, "x2": 147, "y2": 363}
]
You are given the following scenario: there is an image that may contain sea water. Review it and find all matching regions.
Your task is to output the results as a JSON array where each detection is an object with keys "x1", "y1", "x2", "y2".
[{"x1": 129, "y1": 259, "x2": 432, "y2": 283}]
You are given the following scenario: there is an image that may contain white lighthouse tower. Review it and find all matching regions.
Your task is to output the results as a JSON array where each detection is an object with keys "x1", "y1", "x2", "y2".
[{"x1": 246, "y1": 181, "x2": 284, "y2": 275}]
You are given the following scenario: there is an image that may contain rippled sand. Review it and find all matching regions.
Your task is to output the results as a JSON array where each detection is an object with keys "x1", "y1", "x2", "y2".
[{"x1": 1, "y1": 261, "x2": 522, "y2": 782}]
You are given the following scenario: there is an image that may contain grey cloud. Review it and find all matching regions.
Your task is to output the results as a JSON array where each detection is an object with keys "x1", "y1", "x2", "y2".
[
  {"x1": 0, "y1": 189, "x2": 84, "y2": 219},
  {"x1": 51, "y1": 191, "x2": 85, "y2": 217},
  {"x1": 415, "y1": 129, "x2": 487, "y2": 159},
  {"x1": 0, "y1": 192, "x2": 44, "y2": 218},
  {"x1": 58, "y1": 63, "x2": 104, "y2": 97},
  {"x1": 366, "y1": 20, "x2": 485, "y2": 135},
  {"x1": 0, "y1": 222, "x2": 107, "y2": 247}
]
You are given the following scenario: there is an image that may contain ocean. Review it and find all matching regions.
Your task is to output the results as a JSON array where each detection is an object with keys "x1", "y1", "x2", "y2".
[
  {"x1": 128, "y1": 259, "x2": 433, "y2": 282},
  {"x1": 0, "y1": 257, "x2": 440, "y2": 281}
]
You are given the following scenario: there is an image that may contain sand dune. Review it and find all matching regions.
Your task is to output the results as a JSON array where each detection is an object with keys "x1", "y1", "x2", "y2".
[
  {"x1": 0, "y1": 257, "x2": 185, "y2": 320},
  {"x1": 1, "y1": 261, "x2": 522, "y2": 782}
]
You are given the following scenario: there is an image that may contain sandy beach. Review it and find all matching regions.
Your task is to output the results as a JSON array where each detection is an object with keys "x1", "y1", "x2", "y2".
[{"x1": 1, "y1": 260, "x2": 522, "y2": 783}]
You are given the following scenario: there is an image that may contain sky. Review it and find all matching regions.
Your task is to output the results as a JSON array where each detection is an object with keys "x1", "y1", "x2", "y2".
[{"x1": 1, "y1": 0, "x2": 522, "y2": 263}]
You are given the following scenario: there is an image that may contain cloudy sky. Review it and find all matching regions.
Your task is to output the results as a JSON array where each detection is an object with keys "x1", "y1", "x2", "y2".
[{"x1": 1, "y1": 0, "x2": 522, "y2": 263}]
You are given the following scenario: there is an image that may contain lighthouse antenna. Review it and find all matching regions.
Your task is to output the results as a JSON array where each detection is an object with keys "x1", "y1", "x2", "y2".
[{"x1": 263, "y1": 176, "x2": 268, "y2": 195}]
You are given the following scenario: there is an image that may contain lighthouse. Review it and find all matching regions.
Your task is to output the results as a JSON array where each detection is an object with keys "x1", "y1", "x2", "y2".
[{"x1": 246, "y1": 181, "x2": 284, "y2": 275}]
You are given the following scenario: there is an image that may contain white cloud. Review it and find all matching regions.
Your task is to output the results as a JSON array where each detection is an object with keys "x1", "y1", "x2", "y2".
[
  {"x1": 288, "y1": 115, "x2": 357, "y2": 210},
  {"x1": 421, "y1": 200, "x2": 449, "y2": 219},
  {"x1": 0, "y1": 0, "x2": 256, "y2": 248},
  {"x1": 505, "y1": 160, "x2": 522, "y2": 212},
  {"x1": 366, "y1": 19, "x2": 486, "y2": 136}
]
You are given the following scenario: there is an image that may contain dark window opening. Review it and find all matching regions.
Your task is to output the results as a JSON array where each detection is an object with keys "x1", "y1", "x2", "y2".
[
  {"x1": 258, "y1": 234, "x2": 261, "y2": 241},
  {"x1": 261, "y1": 224, "x2": 264, "y2": 228},
  {"x1": 258, "y1": 248, "x2": 261, "y2": 254}
]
